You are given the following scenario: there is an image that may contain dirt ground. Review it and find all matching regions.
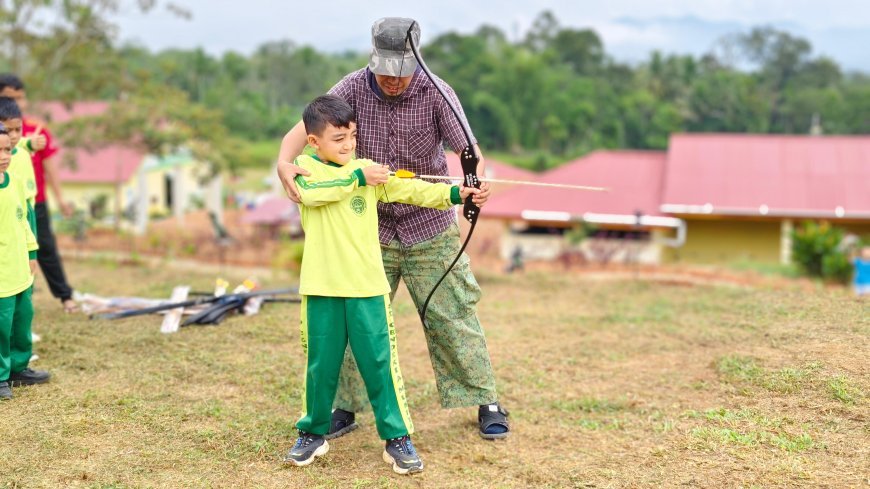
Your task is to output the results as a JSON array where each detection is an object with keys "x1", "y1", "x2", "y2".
[{"x1": 56, "y1": 212, "x2": 818, "y2": 294}]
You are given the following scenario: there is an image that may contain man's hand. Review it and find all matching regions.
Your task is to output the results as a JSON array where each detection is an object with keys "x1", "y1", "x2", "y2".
[
  {"x1": 471, "y1": 181, "x2": 491, "y2": 206},
  {"x1": 29, "y1": 260, "x2": 36, "y2": 275},
  {"x1": 277, "y1": 160, "x2": 310, "y2": 203},
  {"x1": 459, "y1": 185, "x2": 482, "y2": 201},
  {"x1": 362, "y1": 164, "x2": 390, "y2": 186},
  {"x1": 471, "y1": 147, "x2": 490, "y2": 206},
  {"x1": 60, "y1": 201, "x2": 74, "y2": 218}
]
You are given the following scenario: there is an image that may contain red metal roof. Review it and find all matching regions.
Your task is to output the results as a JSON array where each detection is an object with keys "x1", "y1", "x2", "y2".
[
  {"x1": 483, "y1": 150, "x2": 668, "y2": 221},
  {"x1": 34, "y1": 102, "x2": 148, "y2": 184},
  {"x1": 445, "y1": 153, "x2": 536, "y2": 181},
  {"x1": 56, "y1": 146, "x2": 147, "y2": 184},
  {"x1": 662, "y1": 134, "x2": 870, "y2": 218}
]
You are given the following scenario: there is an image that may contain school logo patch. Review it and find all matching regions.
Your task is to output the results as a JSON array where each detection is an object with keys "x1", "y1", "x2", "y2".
[
  {"x1": 350, "y1": 196, "x2": 367, "y2": 216},
  {"x1": 16, "y1": 205, "x2": 23, "y2": 221}
]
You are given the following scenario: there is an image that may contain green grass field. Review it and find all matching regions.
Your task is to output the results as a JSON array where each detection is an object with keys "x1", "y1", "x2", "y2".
[{"x1": 1, "y1": 259, "x2": 867, "y2": 488}]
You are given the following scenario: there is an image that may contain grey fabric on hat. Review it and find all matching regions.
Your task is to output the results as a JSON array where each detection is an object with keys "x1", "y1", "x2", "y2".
[{"x1": 369, "y1": 17, "x2": 420, "y2": 77}]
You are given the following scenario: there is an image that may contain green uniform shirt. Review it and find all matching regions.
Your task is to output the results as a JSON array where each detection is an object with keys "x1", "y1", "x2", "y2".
[
  {"x1": 9, "y1": 140, "x2": 36, "y2": 205},
  {"x1": 294, "y1": 155, "x2": 461, "y2": 297},
  {"x1": 0, "y1": 172, "x2": 38, "y2": 298}
]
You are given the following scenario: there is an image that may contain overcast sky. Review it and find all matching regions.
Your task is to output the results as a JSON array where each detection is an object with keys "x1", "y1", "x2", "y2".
[{"x1": 112, "y1": 0, "x2": 870, "y2": 71}]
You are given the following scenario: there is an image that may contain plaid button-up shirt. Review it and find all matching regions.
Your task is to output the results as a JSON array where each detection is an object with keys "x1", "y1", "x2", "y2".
[{"x1": 329, "y1": 68, "x2": 476, "y2": 246}]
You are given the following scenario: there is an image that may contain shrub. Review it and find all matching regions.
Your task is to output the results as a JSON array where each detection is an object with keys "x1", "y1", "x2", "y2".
[
  {"x1": 272, "y1": 238, "x2": 305, "y2": 273},
  {"x1": 791, "y1": 221, "x2": 851, "y2": 283}
]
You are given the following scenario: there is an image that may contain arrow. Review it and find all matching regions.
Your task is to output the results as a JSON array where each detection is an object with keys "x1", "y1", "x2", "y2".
[{"x1": 390, "y1": 169, "x2": 608, "y2": 192}]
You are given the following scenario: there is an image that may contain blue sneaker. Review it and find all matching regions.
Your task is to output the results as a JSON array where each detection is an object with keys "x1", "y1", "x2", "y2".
[
  {"x1": 283, "y1": 432, "x2": 329, "y2": 467},
  {"x1": 383, "y1": 435, "x2": 423, "y2": 474}
]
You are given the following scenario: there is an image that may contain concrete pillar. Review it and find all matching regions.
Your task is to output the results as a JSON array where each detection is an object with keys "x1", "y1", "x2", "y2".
[
  {"x1": 205, "y1": 173, "x2": 224, "y2": 225},
  {"x1": 172, "y1": 166, "x2": 185, "y2": 226},
  {"x1": 271, "y1": 161, "x2": 282, "y2": 195},
  {"x1": 133, "y1": 164, "x2": 148, "y2": 235},
  {"x1": 780, "y1": 219, "x2": 793, "y2": 265}
]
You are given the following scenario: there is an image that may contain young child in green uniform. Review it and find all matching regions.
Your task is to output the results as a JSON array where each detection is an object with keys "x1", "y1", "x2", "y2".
[
  {"x1": 0, "y1": 97, "x2": 50, "y2": 387},
  {"x1": 0, "y1": 124, "x2": 40, "y2": 400},
  {"x1": 283, "y1": 95, "x2": 479, "y2": 474},
  {"x1": 0, "y1": 97, "x2": 37, "y2": 222}
]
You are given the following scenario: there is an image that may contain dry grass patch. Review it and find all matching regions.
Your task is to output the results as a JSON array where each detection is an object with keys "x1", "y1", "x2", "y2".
[{"x1": 0, "y1": 258, "x2": 867, "y2": 488}]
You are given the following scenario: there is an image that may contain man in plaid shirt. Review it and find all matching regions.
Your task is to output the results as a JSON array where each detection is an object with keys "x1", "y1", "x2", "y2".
[{"x1": 277, "y1": 17, "x2": 509, "y2": 440}]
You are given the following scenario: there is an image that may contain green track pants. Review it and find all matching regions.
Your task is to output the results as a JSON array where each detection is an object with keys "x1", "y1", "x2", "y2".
[
  {"x1": 0, "y1": 288, "x2": 34, "y2": 381},
  {"x1": 296, "y1": 294, "x2": 413, "y2": 440}
]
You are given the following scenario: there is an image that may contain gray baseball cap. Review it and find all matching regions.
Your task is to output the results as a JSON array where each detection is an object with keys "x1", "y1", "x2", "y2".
[{"x1": 369, "y1": 17, "x2": 420, "y2": 77}]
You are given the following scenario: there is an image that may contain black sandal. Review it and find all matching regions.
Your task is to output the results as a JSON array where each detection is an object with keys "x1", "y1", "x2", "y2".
[
  {"x1": 324, "y1": 408, "x2": 359, "y2": 440},
  {"x1": 478, "y1": 403, "x2": 510, "y2": 440}
]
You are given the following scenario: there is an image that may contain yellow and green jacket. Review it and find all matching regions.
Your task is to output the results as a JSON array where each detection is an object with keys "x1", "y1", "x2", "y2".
[
  {"x1": 0, "y1": 172, "x2": 38, "y2": 298},
  {"x1": 294, "y1": 155, "x2": 461, "y2": 297}
]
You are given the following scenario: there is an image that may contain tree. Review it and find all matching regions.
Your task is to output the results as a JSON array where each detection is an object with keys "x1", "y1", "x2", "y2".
[
  {"x1": 0, "y1": 0, "x2": 190, "y2": 101},
  {"x1": 0, "y1": 1, "x2": 241, "y2": 173},
  {"x1": 551, "y1": 28, "x2": 604, "y2": 75}
]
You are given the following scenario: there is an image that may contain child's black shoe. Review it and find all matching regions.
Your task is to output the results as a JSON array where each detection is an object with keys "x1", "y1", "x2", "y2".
[
  {"x1": 8, "y1": 368, "x2": 51, "y2": 386},
  {"x1": 0, "y1": 381, "x2": 12, "y2": 400}
]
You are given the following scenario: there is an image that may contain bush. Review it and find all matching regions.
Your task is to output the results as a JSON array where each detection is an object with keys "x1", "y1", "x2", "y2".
[
  {"x1": 272, "y1": 238, "x2": 305, "y2": 273},
  {"x1": 791, "y1": 221, "x2": 852, "y2": 283}
]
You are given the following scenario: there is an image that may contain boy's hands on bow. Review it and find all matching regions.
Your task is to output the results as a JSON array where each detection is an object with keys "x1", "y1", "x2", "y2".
[{"x1": 362, "y1": 164, "x2": 390, "y2": 186}]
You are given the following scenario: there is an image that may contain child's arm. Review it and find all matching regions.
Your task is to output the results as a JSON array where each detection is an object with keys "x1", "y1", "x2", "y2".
[
  {"x1": 294, "y1": 167, "x2": 365, "y2": 207},
  {"x1": 293, "y1": 158, "x2": 371, "y2": 207},
  {"x1": 295, "y1": 161, "x2": 391, "y2": 206},
  {"x1": 377, "y1": 175, "x2": 474, "y2": 210}
]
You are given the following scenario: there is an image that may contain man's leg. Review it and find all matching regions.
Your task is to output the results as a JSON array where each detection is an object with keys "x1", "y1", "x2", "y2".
[
  {"x1": 400, "y1": 225, "x2": 499, "y2": 409},
  {"x1": 333, "y1": 239, "x2": 404, "y2": 414},
  {"x1": 34, "y1": 203, "x2": 74, "y2": 302},
  {"x1": 296, "y1": 296, "x2": 348, "y2": 436}
]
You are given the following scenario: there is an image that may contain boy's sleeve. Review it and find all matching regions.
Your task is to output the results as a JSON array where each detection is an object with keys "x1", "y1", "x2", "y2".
[
  {"x1": 25, "y1": 218, "x2": 38, "y2": 257},
  {"x1": 377, "y1": 175, "x2": 461, "y2": 210},
  {"x1": 294, "y1": 159, "x2": 364, "y2": 207},
  {"x1": 16, "y1": 180, "x2": 38, "y2": 256}
]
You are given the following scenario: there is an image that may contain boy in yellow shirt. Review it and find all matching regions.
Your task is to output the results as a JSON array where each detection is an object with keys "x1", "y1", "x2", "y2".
[
  {"x1": 0, "y1": 96, "x2": 50, "y2": 388},
  {"x1": 0, "y1": 123, "x2": 40, "y2": 399},
  {"x1": 283, "y1": 95, "x2": 478, "y2": 474}
]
